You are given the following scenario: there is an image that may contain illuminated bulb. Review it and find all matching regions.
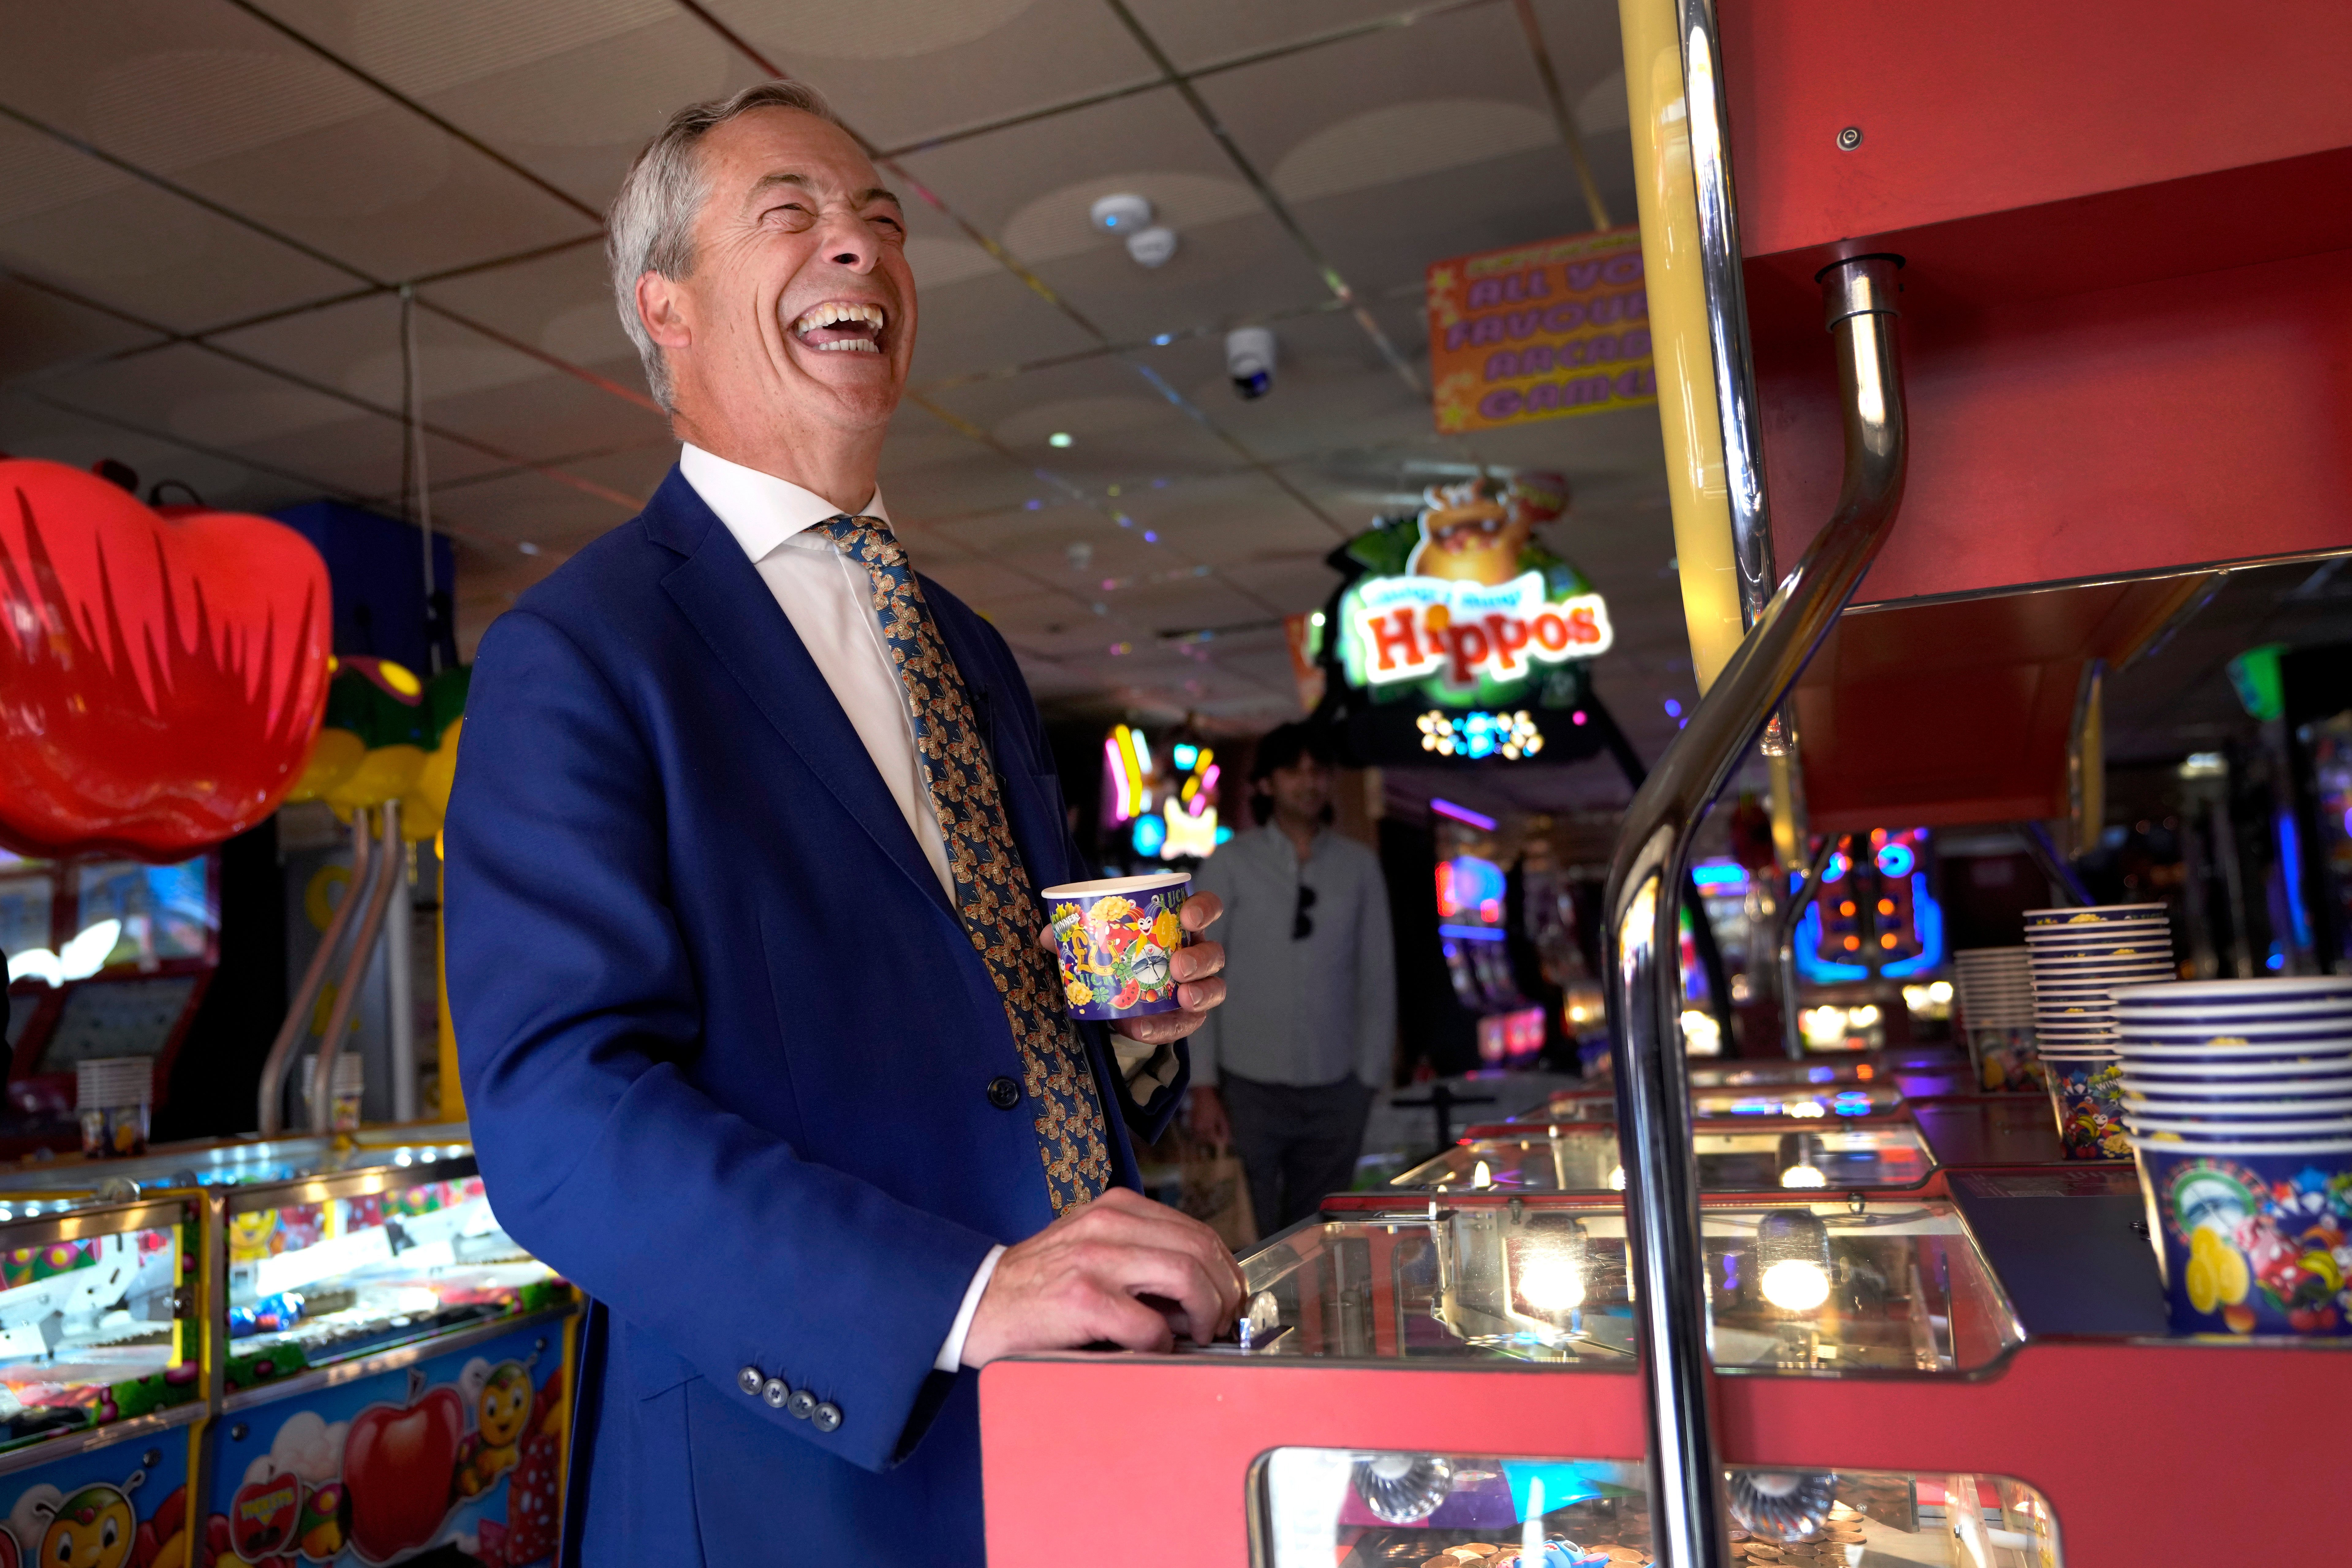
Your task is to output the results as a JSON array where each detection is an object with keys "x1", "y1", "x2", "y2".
[
  {"x1": 1472, "y1": 1160, "x2": 1493, "y2": 1189},
  {"x1": 1759, "y1": 1259, "x2": 1831, "y2": 1311},
  {"x1": 1928, "y1": 980, "x2": 1953, "y2": 1002},
  {"x1": 1785, "y1": 1100, "x2": 1826, "y2": 1119},
  {"x1": 1516, "y1": 1251, "x2": 1586, "y2": 1311},
  {"x1": 1780, "y1": 1165, "x2": 1828, "y2": 1188},
  {"x1": 1608, "y1": 1166, "x2": 1626, "y2": 1191},
  {"x1": 1851, "y1": 1005, "x2": 1880, "y2": 1026}
]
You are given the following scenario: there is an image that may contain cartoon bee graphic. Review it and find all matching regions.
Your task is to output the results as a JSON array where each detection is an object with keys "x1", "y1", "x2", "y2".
[
  {"x1": 25, "y1": 1466, "x2": 149, "y2": 1568},
  {"x1": 455, "y1": 1362, "x2": 535, "y2": 1498}
]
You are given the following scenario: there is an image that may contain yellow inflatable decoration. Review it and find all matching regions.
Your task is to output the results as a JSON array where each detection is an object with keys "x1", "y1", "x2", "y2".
[{"x1": 284, "y1": 657, "x2": 467, "y2": 841}]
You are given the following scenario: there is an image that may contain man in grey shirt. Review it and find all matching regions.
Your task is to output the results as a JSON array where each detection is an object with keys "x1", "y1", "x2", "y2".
[{"x1": 1189, "y1": 722, "x2": 1396, "y2": 1234}]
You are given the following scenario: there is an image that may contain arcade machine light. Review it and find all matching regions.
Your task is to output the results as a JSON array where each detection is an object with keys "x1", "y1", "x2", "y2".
[
  {"x1": 1432, "y1": 805, "x2": 1546, "y2": 1068},
  {"x1": 0, "y1": 850, "x2": 219, "y2": 1155}
]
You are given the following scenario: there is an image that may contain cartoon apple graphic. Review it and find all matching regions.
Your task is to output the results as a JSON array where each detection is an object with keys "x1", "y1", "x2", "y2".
[
  {"x1": 343, "y1": 1371, "x2": 466, "y2": 1562},
  {"x1": 233, "y1": 1469, "x2": 304, "y2": 1559},
  {"x1": 0, "y1": 458, "x2": 330, "y2": 861}
]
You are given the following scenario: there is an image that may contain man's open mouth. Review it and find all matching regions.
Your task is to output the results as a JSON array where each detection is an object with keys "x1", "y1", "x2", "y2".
[{"x1": 789, "y1": 300, "x2": 888, "y2": 354}]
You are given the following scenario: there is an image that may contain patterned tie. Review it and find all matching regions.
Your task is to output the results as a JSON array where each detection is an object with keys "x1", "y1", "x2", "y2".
[{"x1": 819, "y1": 515, "x2": 1113, "y2": 1215}]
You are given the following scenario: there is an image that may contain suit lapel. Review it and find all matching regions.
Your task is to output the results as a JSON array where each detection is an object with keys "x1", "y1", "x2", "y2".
[{"x1": 651, "y1": 472, "x2": 956, "y2": 919}]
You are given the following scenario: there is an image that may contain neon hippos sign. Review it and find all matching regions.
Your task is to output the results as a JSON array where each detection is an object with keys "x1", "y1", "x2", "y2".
[{"x1": 1334, "y1": 473, "x2": 1612, "y2": 702}]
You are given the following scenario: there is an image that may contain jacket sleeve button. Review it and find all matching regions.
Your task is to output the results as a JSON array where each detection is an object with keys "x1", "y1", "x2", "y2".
[
  {"x1": 736, "y1": 1366, "x2": 763, "y2": 1396},
  {"x1": 786, "y1": 1389, "x2": 816, "y2": 1421},
  {"x1": 812, "y1": 1401, "x2": 843, "y2": 1433},
  {"x1": 986, "y1": 1076, "x2": 1021, "y2": 1109},
  {"x1": 761, "y1": 1378, "x2": 790, "y2": 1409}
]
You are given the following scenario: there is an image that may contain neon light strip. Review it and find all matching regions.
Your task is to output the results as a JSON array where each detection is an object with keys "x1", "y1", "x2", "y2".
[
  {"x1": 1104, "y1": 737, "x2": 1130, "y2": 821},
  {"x1": 1438, "y1": 924, "x2": 1508, "y2": 941},
  {"x1": 1115, "y1": 725, "x2": 1144, "y2": 820},
  {"x1": 1130, "y1": 729, "x2": 1153, "y2": 774},
  {"x1": 1430, "y1": 798, "x2": 1497, "y2": 831}
]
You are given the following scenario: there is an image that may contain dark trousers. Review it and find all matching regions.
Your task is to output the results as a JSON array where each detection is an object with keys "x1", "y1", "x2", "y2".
[{"x1": 1220, "y1": 1072, "x2": 1376, "y2": 1236}]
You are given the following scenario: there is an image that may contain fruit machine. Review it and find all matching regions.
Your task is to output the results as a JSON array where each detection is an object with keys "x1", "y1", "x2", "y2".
[
  {"x1": 982, "y1": 1170, "x2": 2342, "y2": 1565},
  {"x1": 0, "y1": 851, "x2": 220, "y2": 1158},
  {"x1": 198, "y1": 1142, "x2": 574, "y2": 1568},
  {"x1": 0, "y1": 1187, "x2": 210, "y2": 1568},
  {"x1": 1432, "y1": 806, "x2": 1549, "y2": 1069}
]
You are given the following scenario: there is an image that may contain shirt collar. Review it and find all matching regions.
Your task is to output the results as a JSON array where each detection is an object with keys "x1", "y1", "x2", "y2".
[{"x1": 679, "y1": 443, "x2": 889, "y2": 563}]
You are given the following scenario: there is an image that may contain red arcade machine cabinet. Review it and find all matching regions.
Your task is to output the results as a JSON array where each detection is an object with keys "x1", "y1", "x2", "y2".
[{"x1": 980, "y1": 4, "x2": 2352, "y2": 1564}]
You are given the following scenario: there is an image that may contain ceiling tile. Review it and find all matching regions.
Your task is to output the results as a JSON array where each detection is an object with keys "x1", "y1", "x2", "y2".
[
  {"x1": 894, "y1": 87, "x2": 1236, "y2": 251},
  {"x1": 0, "y1": 174, "x2": 361, "y2": 332},
  {"x1": 247, "y1": 0, "x2": 759, "y2": 211},
  {"x1": 0, "y1": 4, "x2": 598, "y2": 282},
  {"x1": 1120, "y1": 0, "x2": 1452, "y2": 72},
  {"x1": 695, "y1": 0, "x2": 1160, "y2": 153},
  {"x1": 0, "y1": 273, "x2": 162, "y2": 381}
]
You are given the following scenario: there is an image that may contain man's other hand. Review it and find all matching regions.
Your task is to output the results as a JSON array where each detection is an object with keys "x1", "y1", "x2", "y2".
[
  {"x1": 1187, "y1": 1084, "x2": 1229, "y2": 1146},
  {"x1": 960, "y1": 1187, "x2": 1245, "y2": 1365},
  {"x1": 1037, "y1": 890, "x2": 1228, "y2": 1047}
]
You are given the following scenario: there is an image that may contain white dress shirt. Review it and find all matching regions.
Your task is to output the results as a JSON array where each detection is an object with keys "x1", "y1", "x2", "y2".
[{"x1": 680, "y1": 443, "x2": 1001, "y2": 1372}]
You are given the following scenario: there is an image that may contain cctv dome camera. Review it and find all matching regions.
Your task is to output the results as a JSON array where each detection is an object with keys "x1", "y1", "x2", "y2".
[
  {"x1": 1225, "y1": 327, "x2": 1275, "y2": 399},
  {"x1": 1089, "y1": 193, "x2": 1154, "y2": 233}
]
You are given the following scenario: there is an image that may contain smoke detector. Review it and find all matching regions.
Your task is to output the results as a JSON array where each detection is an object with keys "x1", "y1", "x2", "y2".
[{"x1": 1089, "y1": 193, "x2": 1154, "y2": 233}]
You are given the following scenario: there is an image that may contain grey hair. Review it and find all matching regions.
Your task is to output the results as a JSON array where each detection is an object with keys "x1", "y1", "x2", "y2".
[{"x1": 607, "y1": 80, "x2": 845, "y2": 411}]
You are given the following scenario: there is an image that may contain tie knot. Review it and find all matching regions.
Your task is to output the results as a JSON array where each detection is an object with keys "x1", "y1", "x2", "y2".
[{"x1": 819, "y1": 513, "x2": 902, "y2": 567}]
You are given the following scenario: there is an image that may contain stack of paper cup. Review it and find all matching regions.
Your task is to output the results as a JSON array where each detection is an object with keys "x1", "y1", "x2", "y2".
[
  {"x1": 76, "y1": 1056, "x2": 153, "y2": 1158},
  {"x1": 2113, "y1": 976, "x2": 2352, "y2": 1338},
  {"x1": 1953, "y1": 947, "x2": 2036, "y2": 1091},
  {"x1": 2025, "y1": 904, "x2": 2176, "y2": 1159}
]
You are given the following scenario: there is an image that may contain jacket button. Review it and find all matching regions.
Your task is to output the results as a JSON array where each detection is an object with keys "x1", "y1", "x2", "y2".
[
  {"x1": 812, "y1": 1401, "x2": 843, "y2": 1433},
  {"x1": 987, "y1": 1076, "x2": 1021, "y2": 1109},
  {"x1": 761, "y1": 1378, "x2": 789, "y2": 1409},
  {"x1": 736, "y1": 1366, "x2": 763, "y2": 1396},
  {"x1": 786, "y1": 1389, "x2": 816, "y2": 1421}
]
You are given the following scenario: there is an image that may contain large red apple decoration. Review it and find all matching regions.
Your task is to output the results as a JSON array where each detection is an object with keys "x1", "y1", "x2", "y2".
[
  {"x1": 343, "y1": 1373, "x2": 466, "y2": 1562},
  {"x1": 0, "y1": 458, "x2": 330, "y2": 861}
]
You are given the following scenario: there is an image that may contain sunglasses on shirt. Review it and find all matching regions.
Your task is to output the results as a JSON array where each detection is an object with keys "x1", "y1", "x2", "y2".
[{"x1": 1293, "y1": 884, "x2": 1318, "y2": 941}]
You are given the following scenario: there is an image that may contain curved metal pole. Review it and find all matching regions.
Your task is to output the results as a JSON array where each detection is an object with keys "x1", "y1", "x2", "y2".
[
  {"x1": 257, "y1": 808, "x2": 376, "y2": 1134},
  {"x1": 1604, "y1": 255, "x2": 1907, "y2": 1568},
  {"x1": 310, "y1": 801, "x2": 403, "y2": 1131},
  {"x1": 1588, "y1": 694, "x2": 1738, "y2": 1055},
  {"x1": 1774, "y1": 834, "x2": 1840, "y2": 1060}
]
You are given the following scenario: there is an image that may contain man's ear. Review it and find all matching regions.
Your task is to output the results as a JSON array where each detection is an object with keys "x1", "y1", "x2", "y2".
[{"x1": 636, "y1": 271, "x2": 691, "y2": 352}]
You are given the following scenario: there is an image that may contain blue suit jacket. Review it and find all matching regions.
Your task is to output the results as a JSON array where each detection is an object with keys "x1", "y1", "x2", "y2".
[{"x1": 444, "y1": 467, "x2": 1183, "y2": 1565}]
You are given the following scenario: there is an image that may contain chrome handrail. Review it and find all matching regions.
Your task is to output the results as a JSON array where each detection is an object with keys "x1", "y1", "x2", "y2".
[
  {"x1": 1774, "y1": 833, "x2": 1840, "y2": 1059},
  {"x1": 308, "y1": 800, "x2": 403, "y2": 1132},
  {"x1": 1604, "y1": 254, "x2": 1907, "y2": 1568},
  {"x1": 257, "y1": 805, "x2": 376, "y2": 1134}
]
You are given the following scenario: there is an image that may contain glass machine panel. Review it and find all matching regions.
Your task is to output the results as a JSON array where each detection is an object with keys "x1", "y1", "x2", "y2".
[
  {"x1": 1234, "y1": 1195, "x2": 2021, "y2": 1374},
  {"x1": 223, "y1": 1156, "x2": 567, "y2": 1391},
  {"x1": 1393, "y1": 1126, "x2": 1935, "y2": 1195},
  {"x1": 1260, "y1": 1449, "x2": 2060, "y2": 1568},
  {"x1": 0, "y1": 1198, "x2": 201, "y2": 1454}
]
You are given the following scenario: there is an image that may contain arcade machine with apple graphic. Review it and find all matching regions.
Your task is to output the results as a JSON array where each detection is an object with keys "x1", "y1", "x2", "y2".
[{"x1": 0, "y1": 460, "x2": 578, "y2": 1566}]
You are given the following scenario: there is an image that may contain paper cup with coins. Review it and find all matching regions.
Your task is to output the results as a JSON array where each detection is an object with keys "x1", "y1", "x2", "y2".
[{"x1": 1042, "y1": 873, "x2": 1194, "y2": 1022}]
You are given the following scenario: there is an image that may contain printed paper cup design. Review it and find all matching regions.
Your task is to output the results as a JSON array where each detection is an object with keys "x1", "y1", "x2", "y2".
[
  {"x1": 2025, "y1": 903, "x2": 2168, "y2": 928},
  {"x1": 2111, "y1": 978, "x2": 2352, "y2": 1009},
  {"x1": 2133, "y1": 1143, "x2": 2352, "y2": 1337},
  {"x1": 1043, "y1": 873, "x2": 1192, "y2": 1022},
  {"x1": 2045, "y1": 1056, "x2": 2129, "y2": 1159}
]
